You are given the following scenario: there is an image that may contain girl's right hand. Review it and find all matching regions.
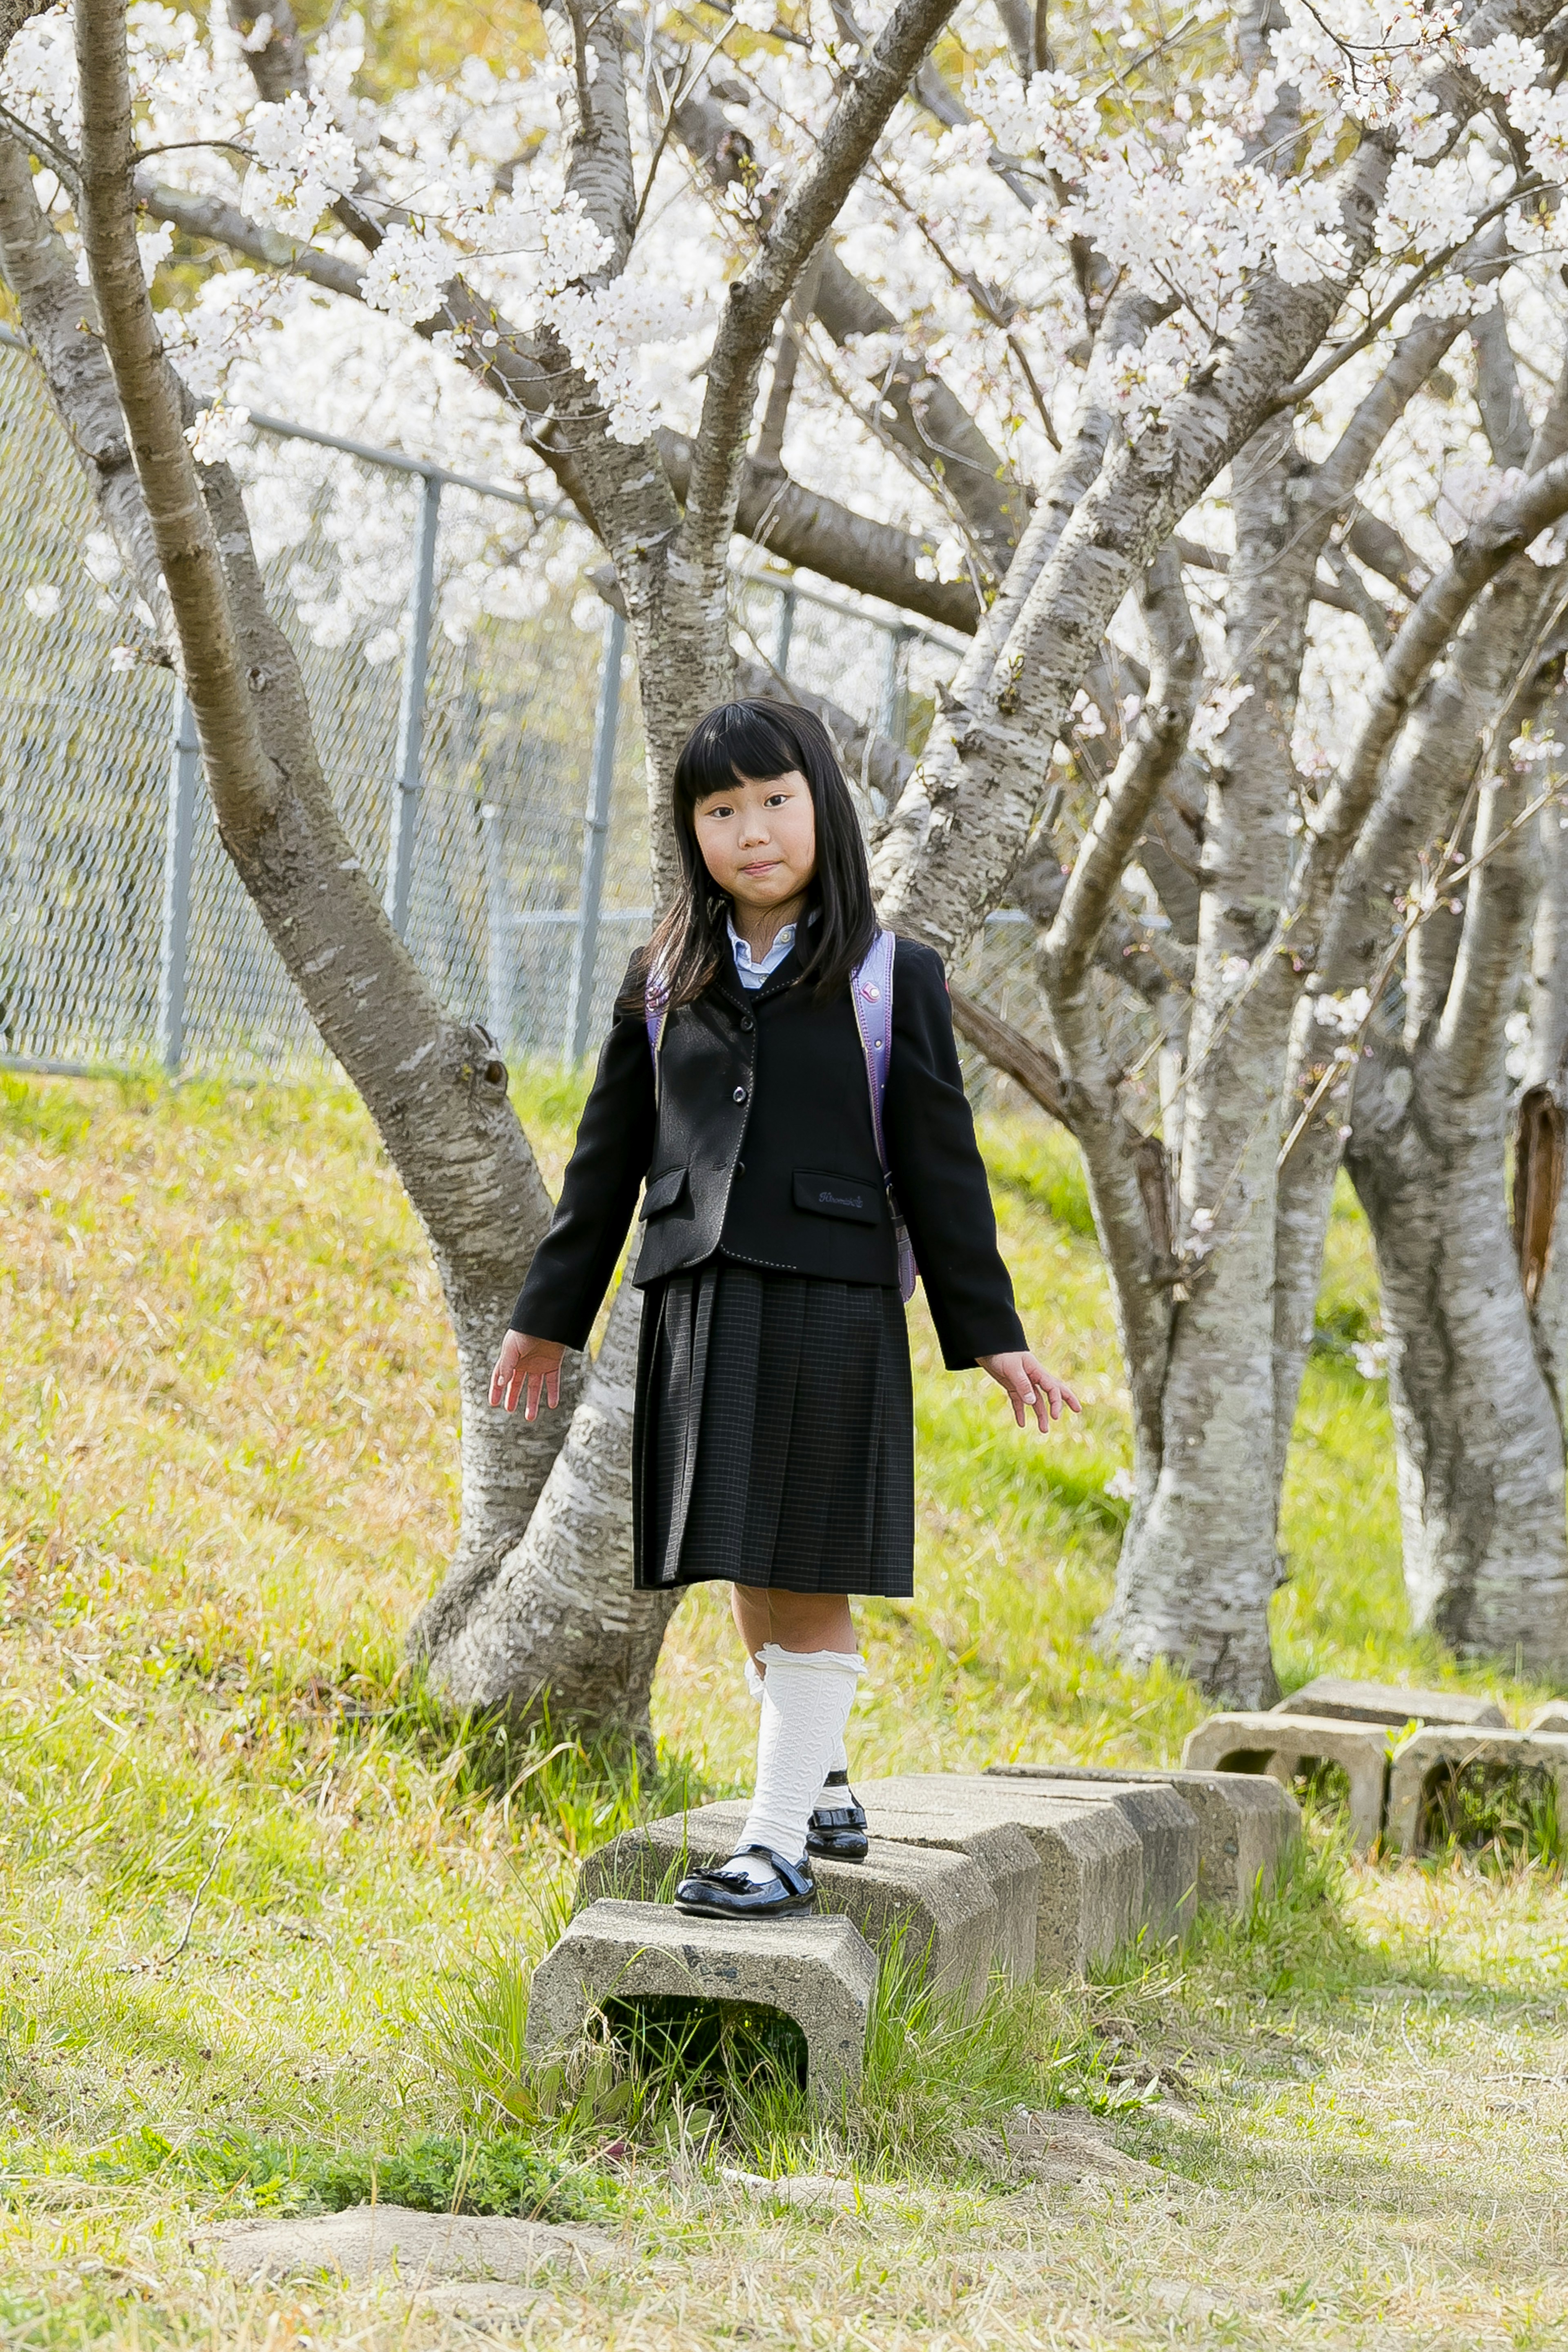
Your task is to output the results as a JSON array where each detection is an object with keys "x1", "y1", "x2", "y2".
[{"x1": 490, "y1": 1331, "x2": 567, "y2": 1420}]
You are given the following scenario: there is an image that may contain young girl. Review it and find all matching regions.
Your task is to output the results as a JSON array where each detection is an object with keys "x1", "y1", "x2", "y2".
[{"x1": 491, "y1": 700, "x2": 1079, "y2": 1919}]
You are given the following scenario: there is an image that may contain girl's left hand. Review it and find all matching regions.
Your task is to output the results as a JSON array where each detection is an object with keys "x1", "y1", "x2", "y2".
[{"x1": 978, "y1": 1350, "x2": 1082, "y2": 1433}]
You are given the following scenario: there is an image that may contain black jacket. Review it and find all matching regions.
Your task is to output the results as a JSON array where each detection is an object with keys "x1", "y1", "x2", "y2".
[{"x1": 511, "y1": 935, "x2": 1027, "y2": 1370}]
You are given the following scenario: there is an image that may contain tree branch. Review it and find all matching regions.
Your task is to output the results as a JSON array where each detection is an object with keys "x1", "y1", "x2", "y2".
[
  {"x1": 1041, "y1": 543, "x2": 1203, "y2": 994},
  {"x1": 948, "y1": 987, "x2": 1071, "y2": 1126},
  {"x1": 679, "y1": 0, "x2": 959, "y2": 593},
  {"x1": 875, "y1": 0, "x2": 1561, "y2": 956},
  {"x1": 1298, "y1": 448, "x2": 1568, "y2": 950}
]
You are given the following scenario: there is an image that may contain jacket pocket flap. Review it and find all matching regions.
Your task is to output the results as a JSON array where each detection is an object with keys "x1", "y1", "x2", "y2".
[
  {"x1": 639, "y1": 1166, "x2": 690, "y2": 1219},
  {"x1": 793, "y1": 1170, "x2": 882, "y2": 1225}
]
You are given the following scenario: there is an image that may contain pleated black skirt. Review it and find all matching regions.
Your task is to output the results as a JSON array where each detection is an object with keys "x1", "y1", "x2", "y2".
[{"x1": 633, "y1": 1259, "x2": 915, "y2": 1595}]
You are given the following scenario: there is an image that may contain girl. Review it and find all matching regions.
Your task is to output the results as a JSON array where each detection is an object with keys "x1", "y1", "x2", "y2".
[{"x1": 491, "y1": 700, "x2": 1079, "y2": 1919}]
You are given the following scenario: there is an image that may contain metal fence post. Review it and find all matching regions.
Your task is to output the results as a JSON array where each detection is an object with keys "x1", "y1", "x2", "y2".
[
  {"x1": 156, "y1": 685, "x2": 199, "y2": 1075},
  {"x1": 775, "y1": 582, "x2": 797, "y2": 674},
  {"x1": 481, "y1": 800, "x2": 510, "y2": 1049},
  {"x1": 567, "y1": 606, "x2": 626, "y2": 1060},
  {"x1": 385, "y1": 470, "x2": 441, "y2": 937}
]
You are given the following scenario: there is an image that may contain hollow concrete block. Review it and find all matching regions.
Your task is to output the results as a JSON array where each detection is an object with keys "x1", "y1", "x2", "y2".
[
  {"x1": 1182, "y1": 1712, "x2": 1390, "y2": 1853},
  {"x1": 1274, "y1": 1674, "x2": 1505, "y2": 1730},
  {"x1": 802, "y1": 1808, "x2": 1039, "y2": 1982},
  {"x1": 987, "y1": 1763, "x2": 1300, "y2": 1912},
  {"x1": 851, "y1": 1775, "x2": 1143, "y2": 1983},
  {"x1": 1525, "y1": 1702, "x2": 1568, "y2": 1736},
  {"x1": 1383, "y1": 1726, "x2": 1568, "y2": 1856},
  {"x1": 526, "y1": 1897, "x2": 878, "y2": 2100},
  {"x1": 973, "y1": 1778, "x2": 1198, "y2": 1941},
  {"x1": 577, "y1": 1803, "x2": 999, "y2": 2012}
]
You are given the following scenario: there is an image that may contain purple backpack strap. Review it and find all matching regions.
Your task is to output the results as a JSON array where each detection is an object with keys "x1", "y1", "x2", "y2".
[
  {"x1": 645, "y1": 966, "x2": 668, "y2": 1095},
  {"x1": 850, "y1": 928, "x2": 917, "y2": 1303}
]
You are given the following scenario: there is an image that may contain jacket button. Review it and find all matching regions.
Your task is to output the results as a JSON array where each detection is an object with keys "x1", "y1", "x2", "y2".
[
  {"x1": 740, "y1": 1014, "x2": 755, "y2": 1032},
  {"x1": 733, "y1": 1086, "x2": 747, "y2": 1102}
]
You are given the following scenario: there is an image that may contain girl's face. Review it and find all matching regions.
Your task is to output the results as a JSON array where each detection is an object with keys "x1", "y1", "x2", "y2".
[{"x1": 692, "y1": 767, "x2": 817, "y2": 916}]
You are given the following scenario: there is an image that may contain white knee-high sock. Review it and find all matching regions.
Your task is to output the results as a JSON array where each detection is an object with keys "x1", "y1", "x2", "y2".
[
  {"x1": 740, "y1": 1654, "x2": 855, "y2": 1848},
  {"x1": 744, "y1": 1653, "x2": 851, "y2": 1779},
  {"x1": 732, "y1": 1645, "x2": 864, "y2": 1873}
]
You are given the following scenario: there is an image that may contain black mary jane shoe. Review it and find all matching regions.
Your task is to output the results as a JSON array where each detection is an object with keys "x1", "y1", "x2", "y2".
[
  {"x1": 674, "y1": 1846, "x2": 816, "y2": 1919},
  {"x1": 807, "y1": 1771, "x2": 869, "y2": 1862}
]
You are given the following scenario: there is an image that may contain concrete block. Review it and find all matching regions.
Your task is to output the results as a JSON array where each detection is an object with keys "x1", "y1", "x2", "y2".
[
  {"x1": 850, "y1": 1775, "x2": 1142, "y2": 1982},
  {"x1": 970, "y1": 1777, "x2": 1197, "y2": 1941},
  {"x1": 1274, "y1": 1674, "x2": 1505, "y2": 1730},
  {"x1": 986, "y1": 1763, "x2": 1299, "y2": 1913},
  {"x1": 1525, "y1": 1702, "x2": 1568, "y2": 1735},
  {"x1": 1384, "y1": 1726, "x2": 1568, "y2": 1856},
  {"x1": 795, "y1": 1807, "x2": 1039, "y2": 1983},
  {"x1": 526, "y1": 1897, "x2": 878, "y2": 2099},
  {"x1": 1182, "y1": 1712, "x2": 1389, "y2": 1852},
  {"x1": 577, "y1": 1804, "x2": 998, "y2": 2012}
]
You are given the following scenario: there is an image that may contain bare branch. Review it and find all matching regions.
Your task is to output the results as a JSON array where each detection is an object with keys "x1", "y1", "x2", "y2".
[
  {"x1": 77, "y1": 1, "x2": 274, "y2": 835},
  {"x1": 1299, "y1": 448, "x2": 1568, "y2": 943},
  {"x1": 1042, "y1": 544, "x2": 1203, "y2": 994},
  {"x1": 679, "y1": 0, "x2": 959, "y2": 590},
  {"x1": 948, "y1": 987, "x2": 1071, "y2": 1125}
]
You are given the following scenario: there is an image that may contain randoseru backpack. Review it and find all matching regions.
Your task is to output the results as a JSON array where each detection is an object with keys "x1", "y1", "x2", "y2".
[{"x1": 645, "y1": 925, "x2": 917, "y2": 1302}]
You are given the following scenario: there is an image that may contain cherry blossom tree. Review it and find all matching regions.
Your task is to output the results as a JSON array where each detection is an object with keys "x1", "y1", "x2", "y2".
[{"x1": 5, "y1": 0, "x2": 1568, "y2": 1715}]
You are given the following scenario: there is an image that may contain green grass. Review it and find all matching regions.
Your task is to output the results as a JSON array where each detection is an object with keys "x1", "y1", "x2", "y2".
[{"x1": 0, "y1": 1070, "x2": 1566, "y2": 2345}]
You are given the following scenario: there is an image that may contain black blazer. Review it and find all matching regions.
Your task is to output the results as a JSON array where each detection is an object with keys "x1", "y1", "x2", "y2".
[{"x1": 510, "y1": 936, "x2": 1027, "y2": 1369}]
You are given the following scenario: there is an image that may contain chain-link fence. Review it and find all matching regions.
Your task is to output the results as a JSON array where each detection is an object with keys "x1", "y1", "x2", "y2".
[{"x1": 0, "y1": 328, "x2": 971, "y2": 1081}]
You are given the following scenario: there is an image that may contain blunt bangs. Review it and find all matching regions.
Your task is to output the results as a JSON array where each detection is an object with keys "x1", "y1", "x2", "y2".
[{"x1": 676, "y1": 704, "x2": 814, "y2": 807}]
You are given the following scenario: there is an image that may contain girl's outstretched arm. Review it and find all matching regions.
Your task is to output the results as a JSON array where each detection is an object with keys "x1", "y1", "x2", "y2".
[{"x1": 505, "y1": 963, "x2": 657, "y2": 1354}]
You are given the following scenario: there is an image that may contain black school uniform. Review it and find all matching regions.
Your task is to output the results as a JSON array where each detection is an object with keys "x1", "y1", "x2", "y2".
[{"x1": 510, "y1": 933, "x2": 1025, "y2": 1596}]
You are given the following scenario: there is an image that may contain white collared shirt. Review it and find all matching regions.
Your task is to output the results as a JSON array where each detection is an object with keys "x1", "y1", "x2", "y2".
[{"x1": 728, "y1": 914, "x2": 797, "y2": 990}]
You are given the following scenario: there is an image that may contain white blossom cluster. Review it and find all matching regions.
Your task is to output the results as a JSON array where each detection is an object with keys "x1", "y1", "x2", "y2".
[{"x1": 7, "y1": 0, "x2": 1568, "y2": 829}]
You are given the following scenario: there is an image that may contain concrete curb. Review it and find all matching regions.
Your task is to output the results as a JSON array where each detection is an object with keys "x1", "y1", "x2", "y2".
[
  {"x1": 851, "y1": 1775, "x2": 1143, "y2": 1982},
  {"x1": 1273, "y1": 1675, "x2": 1504, "y2": 1729}
]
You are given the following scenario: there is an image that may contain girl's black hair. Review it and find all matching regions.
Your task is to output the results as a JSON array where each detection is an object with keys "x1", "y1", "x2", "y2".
[{"x1": 629, "y1": 700, "x2": 878, "y2": 1011}]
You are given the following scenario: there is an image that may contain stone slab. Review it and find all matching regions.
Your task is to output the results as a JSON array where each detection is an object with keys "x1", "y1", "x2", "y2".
[
  {"x1": 1274, "y1": 1674, "x2": 1506, "y2": 1730},
  {"x1": 1384, "y1": 1726, "x2": 1568, "y2": 1856},
  {"x1": 789, "y1": 1807, "x2": 1039, "y2": 1982},
  {"x1": 207, "y1": 2205, "x2": 610, "y2": 2287},
  {"x1": 985, "y1": 1763, "x2": 1299, "y2": 1913},
  {"x1": 527, "y1": 1896, "x2": 879, "y2": 2098},
  {"x1": 1526, "y1": 1702, "x2": 1568, "y2": 1736},
  {"x1": 966, "y1": 1778, "x2": 1198, "y2": 1941},
  {"x1": 849, "y1": 1775, "x2": 1143, "y2": 1982},
  {"x1": 577, "y1": 1805, "x2": 998, "y2": 2012},
  {"x1": 1182, "y1": 1713, "x2": 1389, "y2": 1852}
]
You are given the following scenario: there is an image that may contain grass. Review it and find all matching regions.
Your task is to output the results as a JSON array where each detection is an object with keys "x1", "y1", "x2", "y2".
[{"x1": 0, "y1": 1064, "x2": 1566, "y2": 2343}]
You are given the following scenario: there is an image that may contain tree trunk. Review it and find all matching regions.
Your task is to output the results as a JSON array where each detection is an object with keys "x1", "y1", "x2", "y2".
[
  {"x1": 1347, "y1": 758, "x2": 1568, "y2": 1666},
  {"x1": 5, "y1": 82, "x2": 689, "y2": 1738},
  {"x1": 410, "y1": 1261, "x2": 680, "y2": 1754},
  {"x1": 1098, "y1": 417, "x2": 1319, "y2": 1702},
  {"x1": 1522, "y1": 780, "x2": 1568, "y2": 1415},
  {"x1": 1349, "y1": 1043, "x2": 1568, "y2": 1664}
]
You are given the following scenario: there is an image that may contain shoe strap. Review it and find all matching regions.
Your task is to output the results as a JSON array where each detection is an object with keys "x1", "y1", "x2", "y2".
[
  {"x1": 810, "y1": 1804, "x2": 866, "y2": 1830},
  {"x1": 737, "y1": 1844, "x2": 813, "y2": 1898}
]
